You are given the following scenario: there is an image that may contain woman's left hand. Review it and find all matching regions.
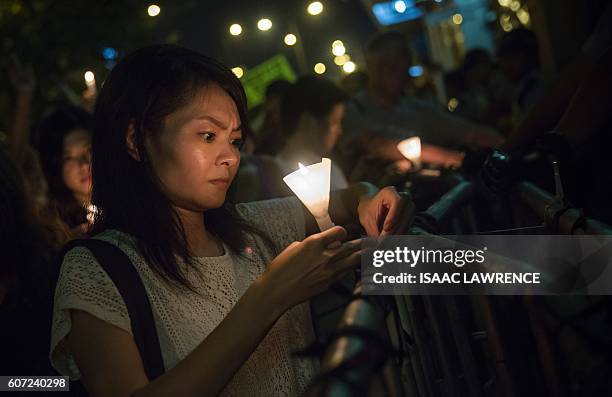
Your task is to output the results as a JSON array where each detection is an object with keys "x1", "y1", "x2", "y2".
[{"x1": 357, "y1": 186, "x2": 415, "y2": 238}]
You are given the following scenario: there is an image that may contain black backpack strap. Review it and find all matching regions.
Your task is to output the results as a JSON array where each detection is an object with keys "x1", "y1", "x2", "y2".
[{"x1": 60, "y1": 238, "x2": 165, "y2": 380}]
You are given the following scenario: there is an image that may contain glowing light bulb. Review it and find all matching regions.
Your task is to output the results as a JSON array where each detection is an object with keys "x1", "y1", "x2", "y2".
[
  {"x1": 342, "y1": 61, "x2": 356, "y2": 73},
  {"x1": 231, "y1": 67, "x2": 244, "y2": 78},
  {"x1": 257, "y1": 18, "x2": 272, "y2": 31},
  {"x1": 307, "y1": 1, "x2": 324, "y2": 16},
  {"x1": 334, "y1": 54, "x2": 350, "y2": 66},
  {"x1": 394, "y1": 1, "x2": 407, "y2": 13},
  {"x1": 284, "y1": 33, "x2": 297, "y2": 46},
  {"x1": 332, "y1": 44, "x2": 346, "y2": 56},
  {"x1": 517, "y1": 8, "x2": 530, "y2": 25},
  {"x1": 147, "y1": 4, "x2": 160, "y2": 17},
  {"x1": 229, "y1": 23, "x2": 242, "y2": 36}
]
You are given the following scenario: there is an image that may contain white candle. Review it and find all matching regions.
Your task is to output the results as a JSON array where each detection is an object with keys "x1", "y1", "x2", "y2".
[
  {"x1": 84, "y1": 71, "x2": 96, "y2": 88},
  {"x1": 86, "y1": 204, "x2": 98, "y2": 224},
  {"x1": 84, "y1": 71, "x2": 97, "y2": 98},
  {"x1": 283, "y1": 158, "x2": 335, "y2": 231},
  {"x1": 397, "y1": 136, "x2": 422, "y2": 169}
]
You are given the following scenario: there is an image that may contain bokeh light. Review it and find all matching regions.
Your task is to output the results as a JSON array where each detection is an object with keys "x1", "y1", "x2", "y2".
[
  {"x1": 332, "y1": 44, "x2": 346, "y2": 56},
  {"x1": 231, "y1": 67, "x2": 244, "y2": 78},
  {"x1": 307, "y1": 2, "x2": 324, "y2": 16},
  {"x1": 284, "y1": 33, "x2": 297, "y2": 46},
  {"x1": 334, "y1": 54, "x2": 351, "y2": 66},
  {"x1": 147, "y1": 4, "x2": 160, "y2": 17},
  {"x1": 229, "y1": 24, "x2": 243, "y2": 36},
  {"x1": 342, "y1": 61, "x2": 356, "y2": 74},
  {"x1": 314, "y1": 62, "x2": 326, "y2": 74},
  {"x1": 394, "y1": 1, "x2": 407, "y2": 13},
  {"x1": 257, "y1": 18, "x2": 272, "y2": 31}
]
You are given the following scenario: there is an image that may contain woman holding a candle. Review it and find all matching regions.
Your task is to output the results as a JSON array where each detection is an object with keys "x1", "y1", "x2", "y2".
[{"x1": 51, "y1": 45, "x2": 413, "y2": 397}]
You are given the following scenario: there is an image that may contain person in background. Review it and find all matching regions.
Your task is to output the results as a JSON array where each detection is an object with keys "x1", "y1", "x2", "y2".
[
  {"x1": 340, "y1": 70, "x2": 368, "y2": 97},
  {"x1": 37, "y1": 107, "x2": 94, "y2": 237},
  {"x1": 446, "y1": 49, "x2": 516, "y2": 134},
  {"x1": 276, "y1": 75, "x2": 349, "y2": 191},
  {"x1": 497, "y1": 28, "x2": 547, "y2": 123},
  {"x1": 339, "y1": 31, "x2": 504, "y2": 171},
  {"x1": 230, "y1": 80, "x2": 294, "y2": 202},
  {"x1": 452, "y1": 49, "x2": 494, "y2": 123},
  {"x1": 0, "y1": 148, "x2": 59, "y2": 376},
  {"x1": 253, "y1": 79, "x2": 293, "y2": 156}
]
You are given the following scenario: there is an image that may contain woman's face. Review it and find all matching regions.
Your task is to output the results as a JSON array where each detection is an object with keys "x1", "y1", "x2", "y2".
[
  {"x1": 62, "y1": 129, "x2": 92, "y2": 203},
  {"x1": 146, "y1": 84, "x2": 242, "y2": 212},
  {"x1": 320, "y1": 103, "x2": 345, "y2": 153}
]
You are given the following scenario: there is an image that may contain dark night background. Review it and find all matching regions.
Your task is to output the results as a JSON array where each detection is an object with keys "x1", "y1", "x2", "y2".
[
  {"x1": 1, "y1": 1, "x2": 612, "y2": 396},
  {"x1": 0, "y1": 0, "x2": 607, "y2": 129}
]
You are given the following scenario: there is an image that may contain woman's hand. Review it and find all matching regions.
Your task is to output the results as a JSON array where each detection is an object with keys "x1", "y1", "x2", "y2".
[
  {"x1": 259, "y1": 226, "x2": 362, "y2": 313},
  {"x1": 357, "y1": 186, "x2": 415, "y2": 238}
]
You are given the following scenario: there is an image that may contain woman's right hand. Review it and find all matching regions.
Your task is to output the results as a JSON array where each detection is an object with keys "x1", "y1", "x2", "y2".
[{"x1": 259, "y1": 226, "x2": 362, "y2": 313}]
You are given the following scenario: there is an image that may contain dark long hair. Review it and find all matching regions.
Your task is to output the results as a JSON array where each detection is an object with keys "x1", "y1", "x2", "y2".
[
  {"x1": 37, "y1": 107, "x2": 93, "y2": 228},
  {"x1": 91, "y1": 44, "x2": 269, "y2": 290}
]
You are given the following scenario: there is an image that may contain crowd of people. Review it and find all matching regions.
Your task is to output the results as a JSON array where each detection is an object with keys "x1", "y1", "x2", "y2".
[{"x1": 1, "y1": 8, "x2": 611, "y2": 395}]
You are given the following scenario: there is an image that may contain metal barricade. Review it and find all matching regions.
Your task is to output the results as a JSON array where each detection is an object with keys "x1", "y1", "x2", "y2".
[{"x1": 304, "y1": 171, "x2": 612, "y2": 397}]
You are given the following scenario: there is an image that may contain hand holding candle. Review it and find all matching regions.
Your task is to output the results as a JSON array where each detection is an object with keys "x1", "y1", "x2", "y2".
[
  {"x1": 283, "y1": 158, "x2": 335, "y2": 231},
  {"x1": 397, "y1": 136, "x2": 422, "y2": 169}
]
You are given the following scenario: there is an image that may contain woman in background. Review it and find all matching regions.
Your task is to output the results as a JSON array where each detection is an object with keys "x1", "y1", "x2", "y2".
[{"x1": 37, "y1": 106, "x2": 94, "y2": 236}]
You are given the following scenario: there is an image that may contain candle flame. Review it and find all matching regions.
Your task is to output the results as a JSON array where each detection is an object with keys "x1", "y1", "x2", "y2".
[
  {"x1": 397, "y1": 136, "x2": 421, "y2": 160},
  {"x1": 298, "y1": 162, "x2": 309, "y2": 175}
]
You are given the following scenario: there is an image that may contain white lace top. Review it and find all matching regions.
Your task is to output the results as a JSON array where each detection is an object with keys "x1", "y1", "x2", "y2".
[{"x1": 50, "y1": 197, "x2": 318, "y2": 396}]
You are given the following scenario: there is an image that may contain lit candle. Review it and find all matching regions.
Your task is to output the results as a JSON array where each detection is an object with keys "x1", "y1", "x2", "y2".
[
  {"x1": 283, "y1": 158, "x2": 335, "y2": 231},
  {"x1": 84, "y1": 71, "x2": 96, "y2": 88},
  {"x1": 84, "y1": 71, "x2": 97, "y2": 97},
  {"x1": 86, "y1": 204, "x2": 98, "y2": 224},
  {"x1": 397, "y1": 136, "x2": 422, "y2": 169}
]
